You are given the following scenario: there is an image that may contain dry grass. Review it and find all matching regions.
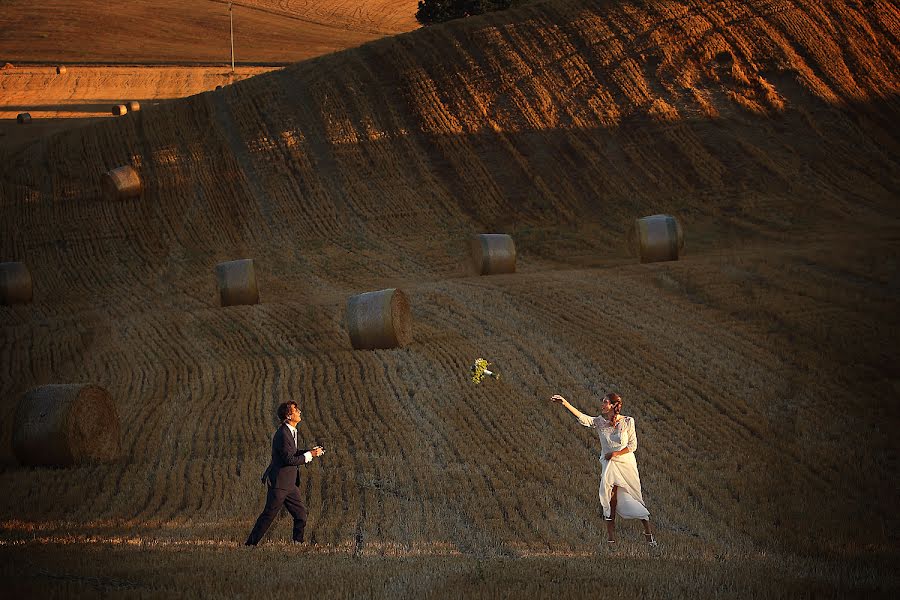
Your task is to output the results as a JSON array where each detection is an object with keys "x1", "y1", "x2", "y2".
[
  {"x1": 0, "y1": 0, "x2": 418, "y2": 63},
  {"x1": 0, "y1": 0, "x2": 898, "y2": 596},
  {"x1": 0, "y1": 0, "x2": 419, "y2": 152},
  {"x1": 1, "y1": 538, "x2": 895, "y2": 598}
]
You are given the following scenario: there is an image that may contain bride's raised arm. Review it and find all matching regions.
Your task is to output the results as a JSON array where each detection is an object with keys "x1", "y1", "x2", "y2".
[{"x1": 550, "y1": 394, "x2": 596, "y2": 427}]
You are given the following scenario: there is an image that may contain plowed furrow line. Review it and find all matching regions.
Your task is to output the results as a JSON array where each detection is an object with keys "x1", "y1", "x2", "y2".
[
  {"x1": 413, "y1": 305, "x2": 568, "y2": 544},
  {"x1": 585, "y1": 267, "x2": 789, "y2": 375},
  {"x1": 829, "y1": 4, "x2": 897, "y2": 92},
  {"x1": 401, "y1": 33, "x2": 511, "y2": 222},
  {"x1": 527, "y1": 129, "x2": 595, "y2": 219},
  {"x1": 351, "y1": 49, "x2": 466, "y2": 227},
  {"x1": 347, "y1": 351, "x2": 396, "y2": 542},
  {"x1": 469, "y1": 22, "x2": 534, "y2": 97},
  {"x1": 136, "y1": 362, "x2": 208, "y2": 519},
  {"x1": 179, "y1": 97, "x2": 261, "y2": 246},
  {"x1": 140, "y1": 110, "x2": 233, "y2": 254},
  {"x1": 128, "y1": 108, "x2": 173, "y2": 262},
  {"x1": 398, "y1": 345, "x2": 518, "y2": 545},
  {"x1": 197, "y1": 309, "x2": 264, "y2": 360},
  {"x1": 491, "y1": 16, "x2": 568, "y2": 130},
  {"x1": 378, "y1": 43, "x2": 478, "y2": 224},
  {"x1": 516, "y1": 280, "x2": 844, "y2": 491},
  {"x1": 207, "y1": 91, "x2": 276, "y2": 236},
  {"x1": 316, "y1": 354, "x2": 363, "y2": 543},
  {"x1": 559, "y1": 15, "x2": 637, "y2": 114},
  {"x1": 661, "y1": 124, "x2": 728, "y2": 187},
  {"x1": 374, "y1": 356, "x2": 431, "y2": 544},
  {"x1": 121, "y1": 367, "x2": 166, "y2": 462},
  {"x1": 382, "y1": 349, "x2": 457, "y2": 472},
  {"x1": 146, "y1": 102, "x2": 220, "y2": 249},
  {"x1": 206, "y1": 363, "x2": 260, "y2": 516},
  {"x1": 765, "y1": 6, "x2": 843, "y2": 100},
  {"x1": 320, "y1": 69, "x2": 426, "y2": 227},
  {"x1": 870, "y1": 2, "x2": 900, "y2": 54},
  {"x1": 126, "y1": 367, "x2": 186, "y2": 522},
  {"x1": 294, "y1": 75, "x2": 364, "y2": 238},
  {"x1": 85, "y1": 462, "x2": 133, "y2": 522},
  {"x1": 238, "y1": 76, "x2": 347, "y2": 241},
  {"x1": 476, "y1": 279, "x2": 769, "y2": 452},
  {"x1": 564, "y1": 291, "x2": 771, "y2": 442},
  {"x1": 192, "y1": 364, "x2": 232, "y2": 517}
]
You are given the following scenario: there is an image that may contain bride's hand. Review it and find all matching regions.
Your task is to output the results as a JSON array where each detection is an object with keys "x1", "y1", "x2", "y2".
[{"x1": 550, "y1": 394, "x2": 566, "y2": 404}]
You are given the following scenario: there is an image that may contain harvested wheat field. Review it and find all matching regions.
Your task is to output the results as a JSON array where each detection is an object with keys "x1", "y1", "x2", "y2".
[
  {"x1": 0, "y1": 0, "x2": 418, "y2": 153},
  {"x1": 1, "y1": 0, "x2": 899, "y2": 596},
  {"x1": 0, "y1": 0, "x2": 418, "y2": 64},
  {"x1": 0, "y1": 65, "x2": 283, "y2": 154}
]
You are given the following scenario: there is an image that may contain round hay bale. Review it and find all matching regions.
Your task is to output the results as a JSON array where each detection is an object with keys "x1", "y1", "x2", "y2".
[
  {"x1": 101, "y1": 165, "x2": 142, "y2": 201},
  {"x1": 127, "y1": 100, "x2": 141, "y2": 112},
  {"x1": 471, "y1": 233, "x2": 516, "y2": 275},
  {"x1": 346, "y1": 288, "x2": 412, "y2": 350},
  {"x1": 215, "y1": 258, "x2": 259, "y2": 306},
  {"x1": 16, "y1": 112, "x2": 32, "y2": 124},
  {"x1": 56, "y1": 65, "x2": 67, "y2": 74},
  {"x1": 13, "y1": 384, "x2": 121, "y2": 467},
  {"x1": 0, "y1": 262, "x2": 33, "y2": 305},
  {"x1": 112, "y1": 104, "x2": 127, "y2": 116},
  {"x1": 634, "y1": 214, "x2": 684, "y2": 263}
]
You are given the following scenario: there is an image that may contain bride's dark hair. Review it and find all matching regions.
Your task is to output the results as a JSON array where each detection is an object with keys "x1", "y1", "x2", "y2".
[{"x1": 605, "y1": 392, "x2": 622, "y2": 426}]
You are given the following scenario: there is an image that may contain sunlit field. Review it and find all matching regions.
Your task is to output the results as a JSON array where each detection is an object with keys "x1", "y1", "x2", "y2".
[
  {"x1": 1, "y1": 0, "x2": 898, "y2": 596},
  {"x1": 0, "y1": 0, "x2": 419, "y2": 153}
]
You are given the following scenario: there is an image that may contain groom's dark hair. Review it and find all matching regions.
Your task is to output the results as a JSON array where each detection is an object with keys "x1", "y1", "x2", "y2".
[{"x1": 277, "y1": 401, "x2": 298, "y2": 421}]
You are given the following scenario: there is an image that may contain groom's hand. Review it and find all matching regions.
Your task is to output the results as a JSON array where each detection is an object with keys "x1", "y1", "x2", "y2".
[{"x1": 311, "y1": 446, "x2": 325, "y2": 457}]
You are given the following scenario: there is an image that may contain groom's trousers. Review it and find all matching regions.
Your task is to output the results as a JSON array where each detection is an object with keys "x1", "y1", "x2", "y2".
[{"x1": 245, "y1": 485, "x2": 308, "y2": 545}]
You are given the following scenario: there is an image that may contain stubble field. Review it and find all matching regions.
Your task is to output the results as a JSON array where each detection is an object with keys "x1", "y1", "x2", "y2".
[
  {"x1": 0, "y1": 0, "x2": 419, "y2": 152},
  {"x1": 1, "y1": 0, "x2": 898, "y2": 596},
  {"x1": 0, "y1": 0, "x2": 418, "y2": 63}
]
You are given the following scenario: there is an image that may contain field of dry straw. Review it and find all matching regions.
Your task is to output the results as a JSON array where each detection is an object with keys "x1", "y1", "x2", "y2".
[{"x1": 1, "y1": 0, "x2": 898, "y2": 596}]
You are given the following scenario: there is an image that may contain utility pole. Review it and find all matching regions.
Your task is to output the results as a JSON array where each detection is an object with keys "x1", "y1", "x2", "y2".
[{"x1": 229, "y1": 2, "x2": 235, "y2": 74}]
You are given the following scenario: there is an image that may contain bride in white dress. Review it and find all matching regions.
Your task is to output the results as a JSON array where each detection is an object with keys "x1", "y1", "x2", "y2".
[{"x1": 551, "y1": 392, "x2": 657, "y2": 546}]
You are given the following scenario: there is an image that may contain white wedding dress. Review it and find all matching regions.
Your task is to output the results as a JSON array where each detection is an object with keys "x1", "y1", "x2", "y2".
[{"x1": 576, "y1": 412, "x2": 650, "y2": 520}]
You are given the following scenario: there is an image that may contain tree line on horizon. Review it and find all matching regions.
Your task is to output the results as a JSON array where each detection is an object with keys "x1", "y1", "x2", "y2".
[{"x1": 416, "y1": 0, "x2": 526, "y2": 25}]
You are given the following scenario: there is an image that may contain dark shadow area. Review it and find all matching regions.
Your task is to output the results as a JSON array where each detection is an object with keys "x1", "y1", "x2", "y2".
[
  {"x1": 5, "y1": 61, "x2": 292, "y2": 68},
  {"x1": 0, "y1": 99, "x2": 183, "y2": 153},
  {"x1": 2, "y1": 100, "x2": 165, "y2": 114},
  {"x1": 0, "y1": 78, "x2": 898, "y2": 565}
]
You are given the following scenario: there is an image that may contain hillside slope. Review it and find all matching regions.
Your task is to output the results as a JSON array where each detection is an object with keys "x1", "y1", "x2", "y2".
[{"x1": 1, "y1": 0, "x2": 898, "y2": 594}]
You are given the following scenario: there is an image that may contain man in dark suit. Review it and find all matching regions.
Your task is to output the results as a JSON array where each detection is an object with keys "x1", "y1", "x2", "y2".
[{"x1": 245, "y1": 401, "x2": 324, "y2": 546}]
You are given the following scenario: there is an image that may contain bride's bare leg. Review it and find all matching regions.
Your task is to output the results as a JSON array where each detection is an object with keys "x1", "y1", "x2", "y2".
[
  {"x1": 642, "y1": 519, "x2": 657, "y2": 545},
  {"x1": 606, "y1": 486, "x2": 618, "y2": 542}
]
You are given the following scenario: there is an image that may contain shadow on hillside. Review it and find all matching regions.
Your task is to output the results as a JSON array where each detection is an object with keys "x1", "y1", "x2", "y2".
[
  {"x1": 211, "y1": 91, "x2": 900, "y2": 245},
  {"x1": 2, "y1": 91, "x2": 899, "y2": 250},
  {"x1": 2, "y1": 100, "x2": 165, "y2": 114},
  {"x1": 0, "y1": 96, "x2": 898, "y2": 567},
  {"x1": 0, "y1": 99, "x2": 173, "y2": 154}
]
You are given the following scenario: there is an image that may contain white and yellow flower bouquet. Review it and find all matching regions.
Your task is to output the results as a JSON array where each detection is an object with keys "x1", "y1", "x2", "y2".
[{"x1": 470, "y1": 358, "x2": 500, "y2": 384}]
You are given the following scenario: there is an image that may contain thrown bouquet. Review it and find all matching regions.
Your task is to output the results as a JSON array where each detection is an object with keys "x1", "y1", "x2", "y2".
[{"x1": 470, "y1": 358, "x2": 500, "y2": 384}]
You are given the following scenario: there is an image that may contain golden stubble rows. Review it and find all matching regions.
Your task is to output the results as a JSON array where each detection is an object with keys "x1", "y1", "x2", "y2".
[{"x1": 0, "y1": 0, "x2": 898, "y2": 593}]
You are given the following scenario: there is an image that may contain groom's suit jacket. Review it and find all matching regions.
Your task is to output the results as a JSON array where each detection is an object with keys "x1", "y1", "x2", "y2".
[{"x1": 261, "y1": 423, "x2": 311, "y2": 489}]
